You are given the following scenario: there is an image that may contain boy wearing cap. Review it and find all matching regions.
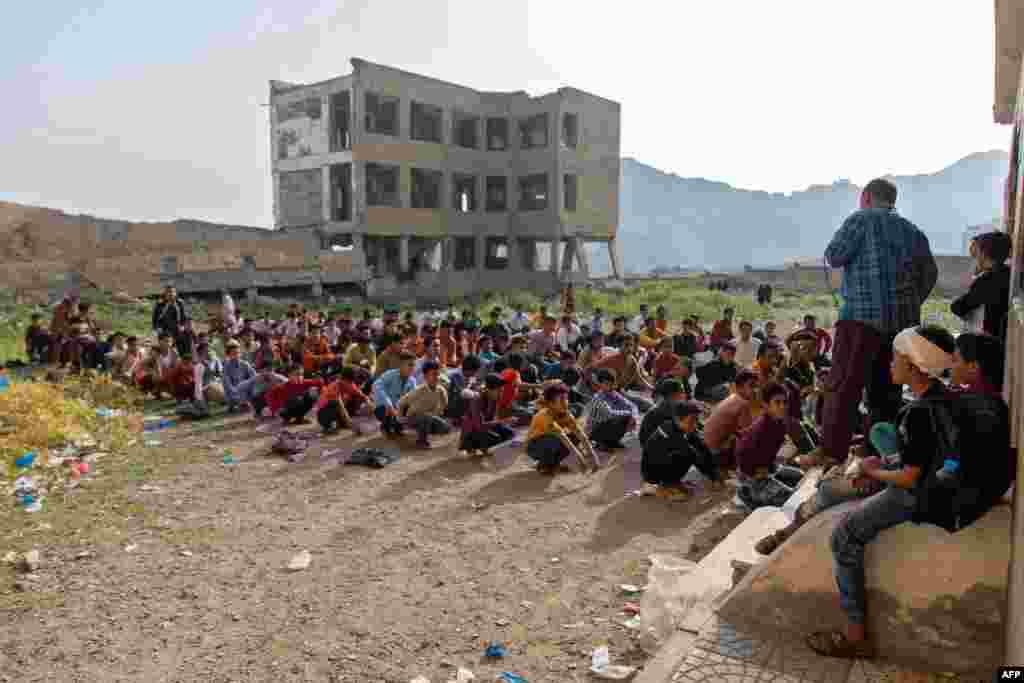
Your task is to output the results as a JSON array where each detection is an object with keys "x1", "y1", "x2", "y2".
[
  {"x1": 806, "y1": 324, "x2": 955, "y2": 660},
  {"x1": 642, "y1": 400, "x2": 720, "y2": 499},
  {"x1": 460, "y1": 373, "x2": 517, "y2": 456},
  {"x1": 587, "y1": 368, "x2": 639, "y2": 450}
]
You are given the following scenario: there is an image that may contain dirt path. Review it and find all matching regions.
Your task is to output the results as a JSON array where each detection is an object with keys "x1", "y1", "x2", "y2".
[{"x1": 1, "y1": 414, "x2": 742, "y2": 683}]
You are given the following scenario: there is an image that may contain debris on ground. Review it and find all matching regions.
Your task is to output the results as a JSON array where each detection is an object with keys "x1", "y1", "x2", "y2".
[
  {"x1": 287, "y1": 550, "x2": 312, "y2": 571},
  {"x1": 484, "y1": 642, "x2": 506, "y2": 659},
  {"x1": 20, "y1": 549, "x2": 41, "y2": 573}
]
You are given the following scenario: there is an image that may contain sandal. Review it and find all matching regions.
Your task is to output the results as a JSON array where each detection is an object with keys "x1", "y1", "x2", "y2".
[
  {"x1": 655, "y1": 486, "x2": 689, "y2": 501},
  {"x1": 805, "y1": 630, "x2": 875, "y2": 659}
]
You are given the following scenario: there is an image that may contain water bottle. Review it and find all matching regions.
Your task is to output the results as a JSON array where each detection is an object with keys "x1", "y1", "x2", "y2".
[{"x1": 0, "y1": 373, "x2": 10, "y2": 393}]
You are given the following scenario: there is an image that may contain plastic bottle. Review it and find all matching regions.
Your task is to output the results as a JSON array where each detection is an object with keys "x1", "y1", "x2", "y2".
[{"x1": 0, "y1": 372, "x2": 10, "y2": 393}]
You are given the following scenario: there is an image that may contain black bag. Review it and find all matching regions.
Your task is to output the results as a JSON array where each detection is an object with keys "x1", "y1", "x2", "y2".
[{"x1": 913, "y1": 393, "x2": 1012, "y2": 532}]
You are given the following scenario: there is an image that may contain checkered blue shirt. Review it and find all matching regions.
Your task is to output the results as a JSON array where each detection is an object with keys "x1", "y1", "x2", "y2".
[{"x1": 825, "y1": 208, "x2": 938, "y2": 333}]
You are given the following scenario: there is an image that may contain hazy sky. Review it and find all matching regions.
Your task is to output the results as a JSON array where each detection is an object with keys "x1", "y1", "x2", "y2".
[{"x1": 0, "y1": 0, "x2": 1010, "y2": 227}]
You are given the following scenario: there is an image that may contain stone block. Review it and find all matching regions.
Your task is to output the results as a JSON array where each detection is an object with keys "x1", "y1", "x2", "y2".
[{"x1": 717, "y1": 501, "x2": 1010, "y2": 674}]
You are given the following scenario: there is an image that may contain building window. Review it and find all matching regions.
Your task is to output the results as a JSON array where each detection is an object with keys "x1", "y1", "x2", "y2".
[
  {"x1": 453, "y1": 237, "x2": 476, "y2": 270},
  {"x1": 411, "y1": 168, "x2": 443, "y2": 209},
  {"x1": 366, "y1": 163, "x2": 400, "y2": 207},
  {"x1": 485, "y1": 237, "x2": 509, "y2": 270},
  {"x1": 331, "y1": 163, "x2": 353, "y2": 221},
  {"x1": 320, "y1": 233, "x2": 354, "y2": 252},
  {"x1": 563, "y1": 174, "x2": 577, "y2": 212},
  {"x1": 241, "y1": 254, "x2": 256, "y2": 269},
  {"x1": 519, "y1": 113, "x2": 548, "y2": 149},
  {"x1": 562, "y1": 113, "x2": 579, "y2": 148},
  {"x1": 486, "y1": 176, "x2": 507, "y2": 212},
  {"x1": 411, "y1": 101, "x2": 443, "y2": 143},
  {"x1": 452, "y1": 174, "x2": 477, "y2": 213},
  {"x1": 486, "y1": 117, "x2": 509, "y2": 151},
  {"x1": 364, "y1": 92, "x2": 399, "y2": 136},
  {"x1": 452, "y1": 110, "x2": 479, "y2": 149},
  {"x1": 330, "y1": 91, "x2": 351, "y2": 151},
  {"x1": 518, "y1": 173, "x2": 548, "y2": 211}
]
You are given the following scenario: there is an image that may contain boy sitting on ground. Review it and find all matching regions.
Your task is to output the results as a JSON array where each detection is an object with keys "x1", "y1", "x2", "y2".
[
  {"x1": 25, "y1": 313, "x2": 50, "y2": 363},
  {"x1": 734, "y1": 382, "x2": 804, "y2": 509},
  {"x1": 586, "y1": 368, "x2": 639, "y2": 450},
  {"x1": 639, "y1": 379, "x2": 690, "y2": 444},
  {"x1": 460, "y1": 373, "x2": 517, "y2": 457},
  {"x1": 222, "y1": 339, "x2": 257, "y2": 413},
  {"x1": 642, "y1": 400, "x2": 721, "y2": 500},
  {"x1": 702, "y1": 369, "x2": 758, "y2": 471},
  {"x1": 526, "y1": 383, "x2": 597, "y2": 475},
  {"x1": 266, "y1": 365, "x2": 324, "y2": 425},
  {"x1": 371, "y1": 353, "x2": 418, "y2": 437},
  {"x1": 317, "y1": 366, "x2": 372, "y2": 435},
  {"x1": 399, "y1": 360, "x2": 451, "y2": 449},
  {"x1": 693, "y1": 342, "x2": 738, "y2": 402}
]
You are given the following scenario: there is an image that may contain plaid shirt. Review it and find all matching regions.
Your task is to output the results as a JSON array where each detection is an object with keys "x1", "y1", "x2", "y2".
[
  {"x1": 586, "y1": 390, "x2": 638, "y2": 434},
  {"x1": 825, "y1": 208, "x2": 937, "y2": 333}
]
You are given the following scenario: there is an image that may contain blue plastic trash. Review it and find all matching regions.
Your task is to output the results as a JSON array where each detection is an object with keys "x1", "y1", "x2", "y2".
[
  {"x1": 0, "y1": 374, "x2": 10, "y2": 393},
  {"x1": 15, "y1": 452, "x2": 35, "y2": 469},
  {"x1": 497, "y1": 674, "x2": 527, "y2": 683},
  {"x1": 484, "y1": 643, "x2": 507, "y2": 659}
]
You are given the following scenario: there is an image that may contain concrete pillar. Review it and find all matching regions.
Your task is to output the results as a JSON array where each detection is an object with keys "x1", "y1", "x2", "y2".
[
  {"x1": 550, "y1": 238, "x2": 561, "y2": 275},
  {"x1": 321, "y1": 165, "x2": 332, "y2": 223},
  {"x1": 312, "y1": 281, "x2": 323, "y2": 298},
  {"x1": 442, "y1": 237, "x2": 454, "y2": 271},
  {"x1": 576, "y1": 238, "x2": 590, "y2": 277},
  {"x1": 562, "y1": 237, "x2": 578, "y2": 273},
  {"x1": 608, "y1": 237, "x2": 624, "y2": 279},
  {"x1": 475, "y1": 234, "x2": 486, "y2": 272},
  {"x1": 398, "y1": 236, "x2": 410, "y2": 273},
  {"x1": 506, "y1": 236, "x2": 519, "y2": 270},
  {"x1": 245, "y1": 287, "x2": 258, "y2": 303}
]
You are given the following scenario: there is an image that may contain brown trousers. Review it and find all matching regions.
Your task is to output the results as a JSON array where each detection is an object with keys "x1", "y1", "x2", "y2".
[{"x1": 820, "y1": 320, "x2": 903, "y2": 462}]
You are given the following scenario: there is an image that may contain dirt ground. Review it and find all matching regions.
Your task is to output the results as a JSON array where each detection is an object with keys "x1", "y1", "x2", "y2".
[{"x1": 0, "y1": 413, "x2": 745, "y2": 683}]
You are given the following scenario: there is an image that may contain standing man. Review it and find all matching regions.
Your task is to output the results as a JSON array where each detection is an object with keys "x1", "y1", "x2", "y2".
[
  {"x1": 808, "y1": 178, "x2": 937, "y2": 468},
  {"x1": 152, "y1": 286, "x2": 187, "y2": 338}
]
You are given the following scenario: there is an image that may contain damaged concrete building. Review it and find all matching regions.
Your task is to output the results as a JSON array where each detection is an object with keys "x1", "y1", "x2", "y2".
[{"x1": 166, "y1": 57, "x2": 623, "y2": 303}]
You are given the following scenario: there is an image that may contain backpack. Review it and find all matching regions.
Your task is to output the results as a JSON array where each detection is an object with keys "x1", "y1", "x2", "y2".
[{"x1": 913, "y1": 392, "x2": 1013, "y2": 533}]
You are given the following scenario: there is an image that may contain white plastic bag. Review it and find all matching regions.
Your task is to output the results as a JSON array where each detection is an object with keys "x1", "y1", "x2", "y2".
[{"x1": 639, "y1": 554, "x2": 699, "y2": 648}]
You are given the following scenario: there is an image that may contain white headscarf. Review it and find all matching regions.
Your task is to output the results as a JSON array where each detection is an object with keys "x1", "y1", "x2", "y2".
[{"x1": 892, "y1": 328, "x2": 953, "y2": 378}]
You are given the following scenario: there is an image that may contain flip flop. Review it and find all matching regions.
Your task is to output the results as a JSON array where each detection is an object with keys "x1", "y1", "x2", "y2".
[{"x1": 805, "y1": 630, "x2": 875, "y2": 660}]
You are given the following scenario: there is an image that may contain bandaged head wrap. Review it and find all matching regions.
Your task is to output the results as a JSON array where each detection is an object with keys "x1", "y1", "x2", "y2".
[{"x1": 892, "y1": 328, "x2": 953, "y2": 378}]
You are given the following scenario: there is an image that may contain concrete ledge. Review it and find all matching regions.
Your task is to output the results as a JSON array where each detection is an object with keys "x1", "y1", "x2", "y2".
[{"x1": 717, "y1": 501, "x2": 1011, "y2": 674}]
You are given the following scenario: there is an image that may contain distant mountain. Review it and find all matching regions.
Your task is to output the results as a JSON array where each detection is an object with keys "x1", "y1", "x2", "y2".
[{"x1": 600, "y1": 150, "x2": 1008, "y2": 273}]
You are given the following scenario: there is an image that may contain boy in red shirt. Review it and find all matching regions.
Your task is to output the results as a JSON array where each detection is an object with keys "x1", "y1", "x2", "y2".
[
  {"x1": 316, "y1": 366, "x2": 372, "y2": 435},
  {"x1": 266, "y1": 365, "x2": 324, "y2": 424}
]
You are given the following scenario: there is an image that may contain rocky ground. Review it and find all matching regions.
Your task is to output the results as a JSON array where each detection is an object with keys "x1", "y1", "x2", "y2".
[{"x1": 0, "y1": 413, "x2": 745, "y2": 683}]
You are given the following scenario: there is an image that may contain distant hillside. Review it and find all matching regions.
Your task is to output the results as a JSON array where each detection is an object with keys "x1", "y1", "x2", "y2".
[{"x1": 604, "y1": 150, "x2": 1008, "y2": 273}]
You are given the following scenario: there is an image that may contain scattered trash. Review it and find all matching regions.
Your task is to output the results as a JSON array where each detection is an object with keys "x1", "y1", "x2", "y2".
[
  {"x1": 495, "y1": 618, "x2": 510, "y2": 626},
  {"x1": 15, "y1": 452, "x2": 35, "y2": 469},
  {"x1": 179, "y1": 550, "x2": 193, "y2": 558},
  {"x1": 589, "y1": 646, "x2": 637, "y2": 680},
  {"x1": 622, "y1": 602, "x2": 640, "y2": 615},
  {"x1": 287, "y1": 550, "x2": 312, "y2": 571},
  {"x1": 640, "y1": 554, "x2": 699, "y2": 648},
  {"x1": 222, "y1": 451, "x2": 237, "y2": 465},
  {"x1": 95, "y1": 407, "x2": 125, "y2": 418},
  {"x1": 484, "y1": 643, "x2": 506, "y2": 659},
  {"x1": 471, "y1": 502, "x2": 489, "y2": 511},
  {"x1": 496, "y1": 674, "x2": 526, "y2": 683},
  {"x1": 562, "y1": 622, "x2": 585, "y2": 629},
  {"x1": 447, "y1": 668, "x2": 474, "y2": 683},
  {"x1": 618, "y1": 584, "x2": 644, "y2": 595},
  {"x1": 345, "y1": 447, "x2": 400, "y2": 468},
  {"x1": 74, "y1": 551, "x2": 93, "y2": 560},
  {"x1": 410, "y1": 677, "x2": 431, "y2": 683},
  {"x1": 139, "y1": 485, "x2": 161, "y2": 492},
  {"x1": 144, "y1": 439, "x2": 163, "y2": 447},
  {"x1": 78, "y1": 462, "x2": 90, "y2": 475},
  {"x1": 20, "y1": 550, "x2": 41, "y2": 573},
  {"x1": 144, "y1": 417, "x2": 177, "y2": 432},
  {"x1": 550, "y1": 557, "x2": 560, "y2": 563},
  {"x1": 2, "y1": 551, "x2": 17, "y2": 564},
  {"x1": 620, "y1": 616, "x2": 642, "y2": 630},
  {"x1": 124, "y1": 544, "x2": 138, "y2": 553},
  {"x1": 519, "y1": 600, "x2": 534, "y2": 609}
]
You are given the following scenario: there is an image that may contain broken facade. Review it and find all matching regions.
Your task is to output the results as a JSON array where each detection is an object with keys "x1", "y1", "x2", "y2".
[{"x1": 169, "y1": 57, "x2": 622, "y2": 303}]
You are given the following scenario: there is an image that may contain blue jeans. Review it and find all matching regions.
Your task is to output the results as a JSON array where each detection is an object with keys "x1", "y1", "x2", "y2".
[{"x1": 830, "y1": 486, "x2": 916, "y2": 625}]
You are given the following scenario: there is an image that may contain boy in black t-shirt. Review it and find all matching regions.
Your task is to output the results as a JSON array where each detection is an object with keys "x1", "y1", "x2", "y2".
[{"x1": 807, "y1": 324, "x2": 955, "y2": 661}]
